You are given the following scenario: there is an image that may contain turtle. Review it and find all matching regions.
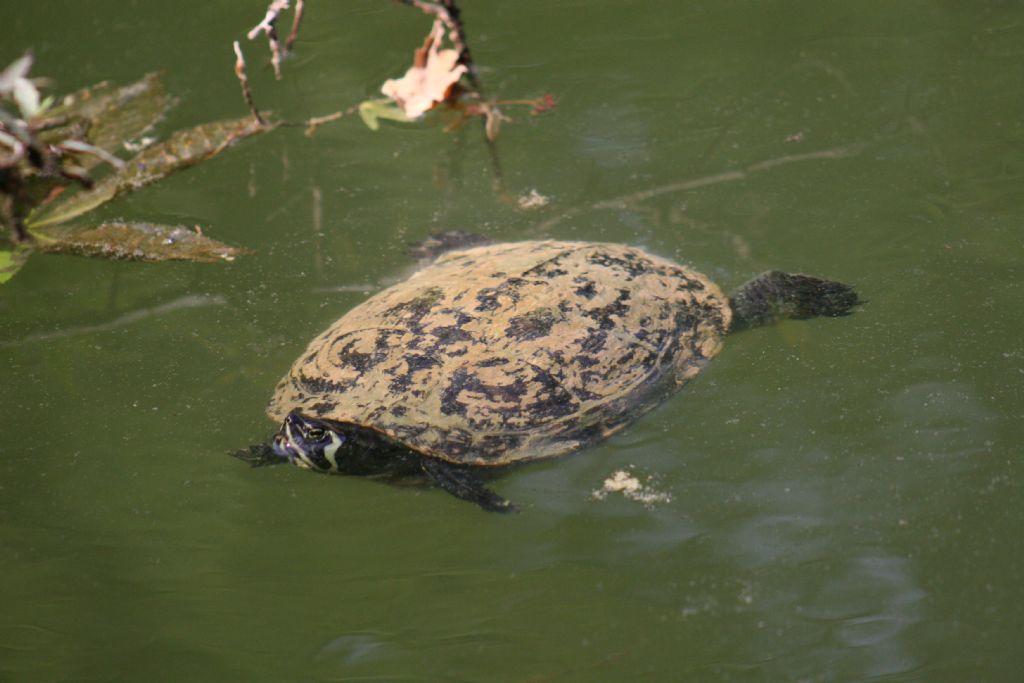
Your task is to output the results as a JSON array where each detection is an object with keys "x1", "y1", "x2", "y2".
[{"x1": 235, "y1": 239, "x2": 859, "y2": 512}]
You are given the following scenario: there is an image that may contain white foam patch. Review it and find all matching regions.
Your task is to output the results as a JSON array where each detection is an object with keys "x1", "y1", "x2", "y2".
[{"x1": 592, "y1": 467, "x2": 673, "y2": 506}]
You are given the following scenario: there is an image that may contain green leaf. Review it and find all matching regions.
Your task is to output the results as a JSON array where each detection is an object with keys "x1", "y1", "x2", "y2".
[
  {"x1": 27, "y1": 115, "x2": 273, "y2": 228},
  {"x1": 12, "y1": 77, "x2": 41, "y2": 118},
  {"x1": 40, "y1": 72, "x2": 173, "y2": 169},
  {"x1": 358, "y1": 98, "x2": 415, "y2": 131},
  {"x1": 0, "y1": 53, "x2": 32, "y2": 94},
  {"x1": 33, "y1": 222, "x2": 253, "y2": 263},
  {"x1": 0, "y1": 248, "x2": 31, "y2": 285},
  {"x1": 25, "y1": 175, "x2": 118, "y2": 228}
]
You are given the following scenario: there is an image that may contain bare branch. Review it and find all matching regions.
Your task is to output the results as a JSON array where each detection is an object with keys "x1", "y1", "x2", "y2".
[
  {"x1": 247, "y1": 0, "x2": 291, "y2": 40},
  {"x1": 304, "y1": 103, "x2": 360, "y2": 137},
  {"x1": 285, "y1": 0, "x2": 305, "y2": 52},
  {"x1": 232, "y1": 41, "x2": 266, "y2": 126},
  {"x1": 248, "y1": 0, "x2": 290, "y2": 79}
]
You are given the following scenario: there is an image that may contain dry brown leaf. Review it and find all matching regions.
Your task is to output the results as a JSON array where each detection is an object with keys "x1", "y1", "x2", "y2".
[{"x1": 381, "y1": 19, "x2": 467, "y2": 118}]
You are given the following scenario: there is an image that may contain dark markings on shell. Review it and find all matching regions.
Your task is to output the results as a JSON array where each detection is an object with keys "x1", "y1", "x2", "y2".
[
  {"x1": 310, "y1": 401, "x2": 336, "y2": 416},
  {"x1": 425, "y1": 324, "x2": 473, "y2": 346},
  {"x1": 474, "y1": 277, "x2": 539, "y2": 312},
  {"x1": 384, "y1": 286, "x2": 445, "y2": 333},
  {"x1": 580, "y1": 329, "x2": 607, "y2": 355},
  {"x1": 441, "y1": 367, "x2": 529, "y2": 420},
  {"x1": 267, "y1": 240, "x2": 732, "y2": 466},
  {"x1": 585, "y1": 288, "x2": 631, "y2": 331},
  {"x1": 388, "y1": 353, "x2": 443, "y2": 394},
  {"x1": 505, "y1": 308, "x2": 558, "y2": 341},
  {"x1": 521, "y1": 250, "x2": 572, "y2": 278},
  {"x1": 586, "y1": 251, "x2": 650, "y2": 279},
  {"x1": 574, "y1": 279, "x2": 598, "y2": 299},
  {"x1": 297, "y1": 373, "x2": 350, "y2": 395},
  {"x1": 337, "y1": 339, "x2": 376, "y2": 373},
  {"x1": 478, "y1": 433, "x2": 524, "y2": 459},
  {"x1": 522, "y1": 363, "x2": 578, "y2": 422}
]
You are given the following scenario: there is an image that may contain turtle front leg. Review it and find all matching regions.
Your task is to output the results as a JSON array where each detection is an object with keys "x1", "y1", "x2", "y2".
[
  {"x1": 230, "y1": 443, "x2": 290, "y2": 468},
  {"x1": 420, "y1": 458, "x2": 517, "y2": 513}
]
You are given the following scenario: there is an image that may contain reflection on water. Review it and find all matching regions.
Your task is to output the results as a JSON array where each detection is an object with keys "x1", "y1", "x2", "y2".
[{"x1": 885, "y1": 381, "x2": 997, "y2": 460}]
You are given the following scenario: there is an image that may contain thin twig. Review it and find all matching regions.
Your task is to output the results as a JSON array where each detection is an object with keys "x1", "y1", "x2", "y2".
[
  {"x1": 232, "y1": 41, "x2": 266, "y2": 126},
  {"x1": 304, "y1": 103, "x2": 360, "y2": 136},
  {"x1": 438, "y1": 0, "x2": 479, "y2": 92},
  {"x1": 268, "y1": 26, "x2": 283, "y2": 80},
  {"x1": 248, "y1": 0, "x2": 290, "y2": 80},
  {"x1": 247, "y1": 0, "x2": 290, "y2": 40},
  {"x1": 285, "y1": 0, "x2": 305, "y2": 52}
]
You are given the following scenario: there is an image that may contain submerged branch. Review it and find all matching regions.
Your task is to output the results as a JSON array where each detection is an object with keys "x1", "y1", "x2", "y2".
[
  {"x1": 0, "y1": 294, "x2": 227, "y2": 349},
  {"x1": 535, "y1": 145, "x2": 862, "y2": 232}
]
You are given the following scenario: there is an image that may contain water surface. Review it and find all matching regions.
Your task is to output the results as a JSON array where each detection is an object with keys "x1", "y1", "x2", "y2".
[{"x1": 2, "y1": 1, "x2": 1022, "y2": 681}]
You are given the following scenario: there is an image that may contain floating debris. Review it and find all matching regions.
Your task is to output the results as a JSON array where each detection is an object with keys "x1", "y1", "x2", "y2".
[
  {"x1": 517, "y1": 188, "x2": 550, "y2": 210},
  {"x1": 592, "y1": 467, "x2": 673, "y2": 506},
  {"x1": 35, "y1": 221, "x2": 252, "y2": 262}
]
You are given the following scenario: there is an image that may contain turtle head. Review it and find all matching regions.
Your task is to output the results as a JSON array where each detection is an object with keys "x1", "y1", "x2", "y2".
[{"x1": 272, "y1": 412, "x2": 347, "y2": 473}]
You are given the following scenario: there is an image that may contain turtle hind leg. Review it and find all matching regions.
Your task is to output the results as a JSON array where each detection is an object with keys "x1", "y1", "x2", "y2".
[
  {"x1": 729, "y1": 271, "x2": 861, "y2": 332},
  {"x1": 408, "y1": 231, "x2": 494, "y2": 265},
  {"x1": 420, "y1": 458, "x2": 517, "y2": 513}
]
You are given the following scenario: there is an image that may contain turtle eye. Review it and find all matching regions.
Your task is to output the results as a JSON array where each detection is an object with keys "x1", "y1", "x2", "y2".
[{"x1": 304, "y1": 427, "x2": 327, "y2": 442}]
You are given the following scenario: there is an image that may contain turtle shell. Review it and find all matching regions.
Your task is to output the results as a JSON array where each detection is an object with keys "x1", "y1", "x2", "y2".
[{"x1": 267, "y1": 241, "x2": 731, "y2": 466}]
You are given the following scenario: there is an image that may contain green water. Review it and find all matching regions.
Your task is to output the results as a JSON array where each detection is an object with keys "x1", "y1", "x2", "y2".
[{"x1": 3, "y1": 1, "x2": 1023, "y2": 681}]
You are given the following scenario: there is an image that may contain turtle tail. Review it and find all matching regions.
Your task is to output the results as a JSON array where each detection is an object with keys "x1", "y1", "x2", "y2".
[{"x1": 728, "y1": 271, "x2": 861, "y2": 333}]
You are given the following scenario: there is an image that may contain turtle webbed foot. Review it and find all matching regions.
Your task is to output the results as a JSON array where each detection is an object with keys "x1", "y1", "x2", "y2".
[
  {"x1": 420, "y1": 458, "x2": 518, "y2": 514},
  {"x1": 230, "y1": 443, "x2": 287, "y2": 468}
]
